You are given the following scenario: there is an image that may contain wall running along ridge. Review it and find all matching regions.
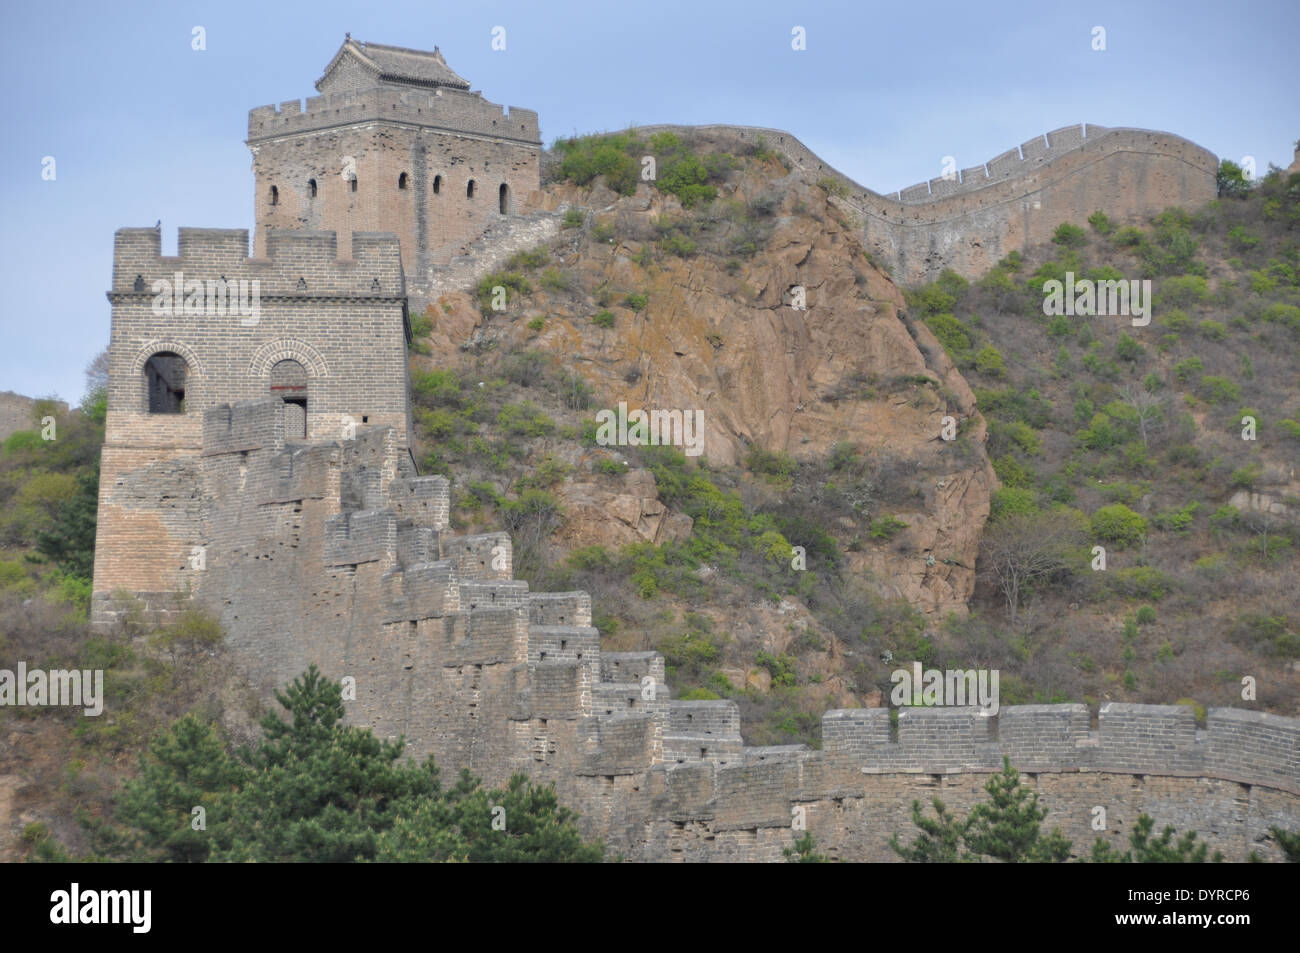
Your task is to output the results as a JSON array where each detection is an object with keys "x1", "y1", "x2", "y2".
[
  {"x1": 91, "y1": 45, "x2": 1289, "y2": 859},
  {"x1": 634, "y1": 123, "x2": 1218, "y2": 285},
  {"x1": 91, "y1": 239, "x2": 1299, "y2": 857}
]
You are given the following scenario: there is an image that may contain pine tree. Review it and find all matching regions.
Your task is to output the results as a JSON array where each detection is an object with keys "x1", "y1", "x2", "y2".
[
  {"x1": 1269, "y1": 826, "x2": 1300, "y2": 862},
  {"x1": 783, "y1": 832, "x2": 830, "y2": 863},
  {"x1": 111, "y1": 714, "x2": 245, "y2": 862},
  {"x1": 964, "y1": 757, "x2": 1072, "y2": 862},
  {"x1": 890, "y1": 797, "x2": 971, "y2": 862},
  {"x1": 214, "y1": 665, "x2": 439, "y2": 862},
  {"x1": 1090, "y1": 814, "x2": 1224, "y2": 863}
]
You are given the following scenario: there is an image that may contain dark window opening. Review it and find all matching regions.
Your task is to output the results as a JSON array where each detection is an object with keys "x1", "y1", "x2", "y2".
[
  {"x1": 270, "y1": 359, "x2": 308, "y2": 438},
  {"x1": 432, "y1": 175, "x2": 441, "y2": 195},
  {"x1": 498, "y1": 182, "x2": 509, "y2": 215},
  {"x1": 145, "y1": 352, "x2": 187, "y2": 414},
  {"x1": 349, "y1": 176, "x2": 357, "y2": 193},
  {"x1": 466, "y1": 179, "x2": 475, "y2": 198},
  {"x1": 308, "y1": 179, "x2": 317, "y2": 198},
  {"x1": 269, "y1": 185, "x2": 279, "y2": 206},
  {"x1": 398, "y1": 172, "x2": 408, "y2": 190}
]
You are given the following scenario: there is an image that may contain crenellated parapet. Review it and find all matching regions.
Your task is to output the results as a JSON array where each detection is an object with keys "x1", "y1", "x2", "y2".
[{"x1": 633, "y1": 123, "x2": 1218, "y2": 285}]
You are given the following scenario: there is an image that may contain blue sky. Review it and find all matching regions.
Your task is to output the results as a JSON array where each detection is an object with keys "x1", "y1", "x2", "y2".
[{"x1": 2, "y1": 0, "x2": 1297, "y2": 405}]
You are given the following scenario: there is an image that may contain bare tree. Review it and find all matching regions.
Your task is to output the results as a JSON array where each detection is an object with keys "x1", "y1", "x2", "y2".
[
  {"x1": 84, "y1": 347, "x2": 110, "y2": 400},
  {"x1": 980, "y1": 509, "x2": 1086, "y2": 626},
  {"x1": 1116, "y1": 383, "x2": 1167, "y2": 448}
]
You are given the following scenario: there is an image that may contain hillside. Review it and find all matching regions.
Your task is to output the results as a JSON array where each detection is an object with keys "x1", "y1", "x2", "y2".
[
  {"x1": 403, "y1": 128, "x2": 1300, "y2": 741},
  {"x1": 2, "y1": 128, "x2": 1297, "y2": 862}
]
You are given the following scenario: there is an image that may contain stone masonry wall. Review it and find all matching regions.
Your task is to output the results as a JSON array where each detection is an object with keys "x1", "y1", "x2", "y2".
[
  {"x1": 93, "y1": 228, "x2": 410, "y2": 620},
  {"x1": 248, "y1": 86, "x2": 541, "y2": 276},
  {"x1": 634, "y1": 123, "x2": 1218, "y2": 285},
  {"x1": 93, "y1": 393, "x2": 1300, "y2": 861}
]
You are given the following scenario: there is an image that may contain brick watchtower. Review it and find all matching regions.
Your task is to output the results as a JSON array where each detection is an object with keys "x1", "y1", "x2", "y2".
[{"x1": 247, "y1": 38, "x2": 542, "y2": 292}]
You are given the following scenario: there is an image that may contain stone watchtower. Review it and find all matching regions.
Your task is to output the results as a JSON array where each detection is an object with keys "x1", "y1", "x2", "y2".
[
  {"x1": 247, "y1": 38, "x2": 542, "y2": 298},
  {"x1": 90, "y1": 226, "x2": 412, "y2": 626}
]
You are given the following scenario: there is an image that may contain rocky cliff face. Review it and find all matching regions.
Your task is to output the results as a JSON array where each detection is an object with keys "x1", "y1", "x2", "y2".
[{"x1": 417, "y1": 138, "x2": 995, "y2": 620}]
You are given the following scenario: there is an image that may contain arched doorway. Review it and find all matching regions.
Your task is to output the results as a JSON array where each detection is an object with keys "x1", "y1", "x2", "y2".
[{"x1": 270, "y1": 359, "x2": 308, "y2": 437}]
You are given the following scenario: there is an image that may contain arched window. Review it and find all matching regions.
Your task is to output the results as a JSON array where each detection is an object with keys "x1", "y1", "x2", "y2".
[
  {"x1": 269, "y1": 185, "x2": 279, "y2": 206},
  {"x1": 270, "y1": 359, "x2": 308, "y2": 438},
  {"x1": 144, "y1": 352, "x2": 187, "y2": 414},
  {"x1": 398, "y1": 172, "x2": 408, "y2": 190},
  {"x1": 308, "y1": 179, "x2": 317, "y2": 198},
  {"x1": 432, "y1": 174, "x2": 441, "y2": 195},
  {"x1": 466, "y1": 179, "x2": 475, "y2": 199},
  {"x1": 498, "y1": 183, "x2": 509, "y2": 215}
]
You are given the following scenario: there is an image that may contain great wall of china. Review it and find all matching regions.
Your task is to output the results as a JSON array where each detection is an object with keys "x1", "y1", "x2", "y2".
[
  {"x1": 91, "y1": 227, "x2": 1299, "y2": 862},
  {"x1": 86, "y1": 40, "x2": 1296, "y2": 861},
  {"x1": 635, "y1": 122, "x2": 1219, "y2": 284}
]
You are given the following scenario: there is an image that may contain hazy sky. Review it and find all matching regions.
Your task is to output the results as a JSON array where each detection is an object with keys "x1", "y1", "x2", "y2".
[{"x1": 2, "y1": 0, "x2": 1297, "y2": 405}]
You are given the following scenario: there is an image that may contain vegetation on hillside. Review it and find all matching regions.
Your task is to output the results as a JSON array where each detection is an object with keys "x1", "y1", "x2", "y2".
[{"x1": 898, "y1": 161, "x2": 1300, "y2": 716}]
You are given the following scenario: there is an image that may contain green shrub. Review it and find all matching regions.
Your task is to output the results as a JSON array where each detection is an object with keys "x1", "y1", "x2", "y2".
[
  {"x1": 475, "y1": 270, "x2": 531, "y2": 313},
  {"x1": 1198, "y1": 375, "x2": 1240, "y2": 405},
  {"x1": 1197, "y1": 319, "x2": 1228, "y2": 341},
  {"x1": 1136, "y1": 605, "x2": 1157, "y2": 625},
  {"x1": 527, "y1": 316, "x2": 545, "y2": 332},
  {"x1": 989, "y1": 487, "x2": 1038, "y2": 521},
  {"x1": 974, "y1": 344, "x2": 1006, "y2": 378},
  {"x1": 1159, "y1": 275, "x2": 1209, "y2": 307},
  {"x1": 592, "y1": 310, "x2": 615, "y2": 329},
  {"x1": 1262, "y1": 302, "x2": 1300, "y2": 333},
  {"x1": 745, "y1": 447, "x2": 798, "y2": 481},
  {"x1": 1115, "y1": 332, "x2": 1144, "y2": 362},
  {"x1": 1229, "y1": 462, "x2": 1262, "y2": 490},
  {"x1": 869, "y1": 515, "x2": 909, "y2": 541},
  {"x1": 412, "y1": 369, "x2": 463, "y2": 407},
  {"x1": 1226, "y1": 614, "x2": 1299, "y2": 659},
  {"x1": 622, "y1": 293, "x2": 648, "y2": 312},
  {"x1": 1088, "y1": 210, "x2": 1114, "y2": 235},
  {"x1": 924, "y1": 313, "x2": 971, "y2": 361},
  {"x1": 1090, "y1": 504, "x2": 1147, "y2": 547},
  {"x1": 1151, "y1": 501, "x2": 1200, "y2": 532},
  {"x1": 659, "y1": 233, "x2": 697, "y2": 257},
  {"x1": 755, "y1": 650, "x2": 798, "y2": 688},
  {"x1": 1052, "y1": 222, "x2": 1087, "y2": 247},
  {"x1": 1110, "y1": 566, "x2": 1175, "y2": 601},
  {"x1": 556, "y1": 132, "x2": 641, "y2": 194},
  {"x1": 562, "y1": 208, "x2": 584, "y2": 229},
  {"x1": 506, "y1": 247, "x2": 550, "y2": 271},
  {"x1": 496, "y1": 402, "x2": 555, "y2": 437},
  {"x1": 1173, "y1": 356, "x2": 1204, "y2": 383}
]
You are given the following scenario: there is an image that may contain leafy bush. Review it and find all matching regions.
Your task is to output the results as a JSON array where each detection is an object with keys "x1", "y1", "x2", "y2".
[
  {"x1": 924, "y1": 313, "x2": 971, "y2": 361},
  {"x1": 974, "y1": 344, "x2": 1006, "y2": 377},
  {"x1": 870, "y1": 515, "x2": 909, "y2": 541},
  {"x1": 1090, "y1": 504, "x2": 1147, "y2": 547},
  {"x1": 1052, "y1": 222, "x2": 1087, "y2": 247},
  {"x1": 622, "y1": 293, "x2": 648, "y2": 312},
  {"x1": 1109, "y1": 566, "x2": 1175, "y2": 601},
  {"x1": 506, "y1": 247, "x2": 550, "y2": 271},
  {"x1": 1088, "y1": 211, "x2": 1114, "y2": 235},
  {"x1": 496, "y1": 402, "x2": 556, "y2": 437},
  {"x1": 592, "y1": 310, "x2": 615, "y2": 329}
]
